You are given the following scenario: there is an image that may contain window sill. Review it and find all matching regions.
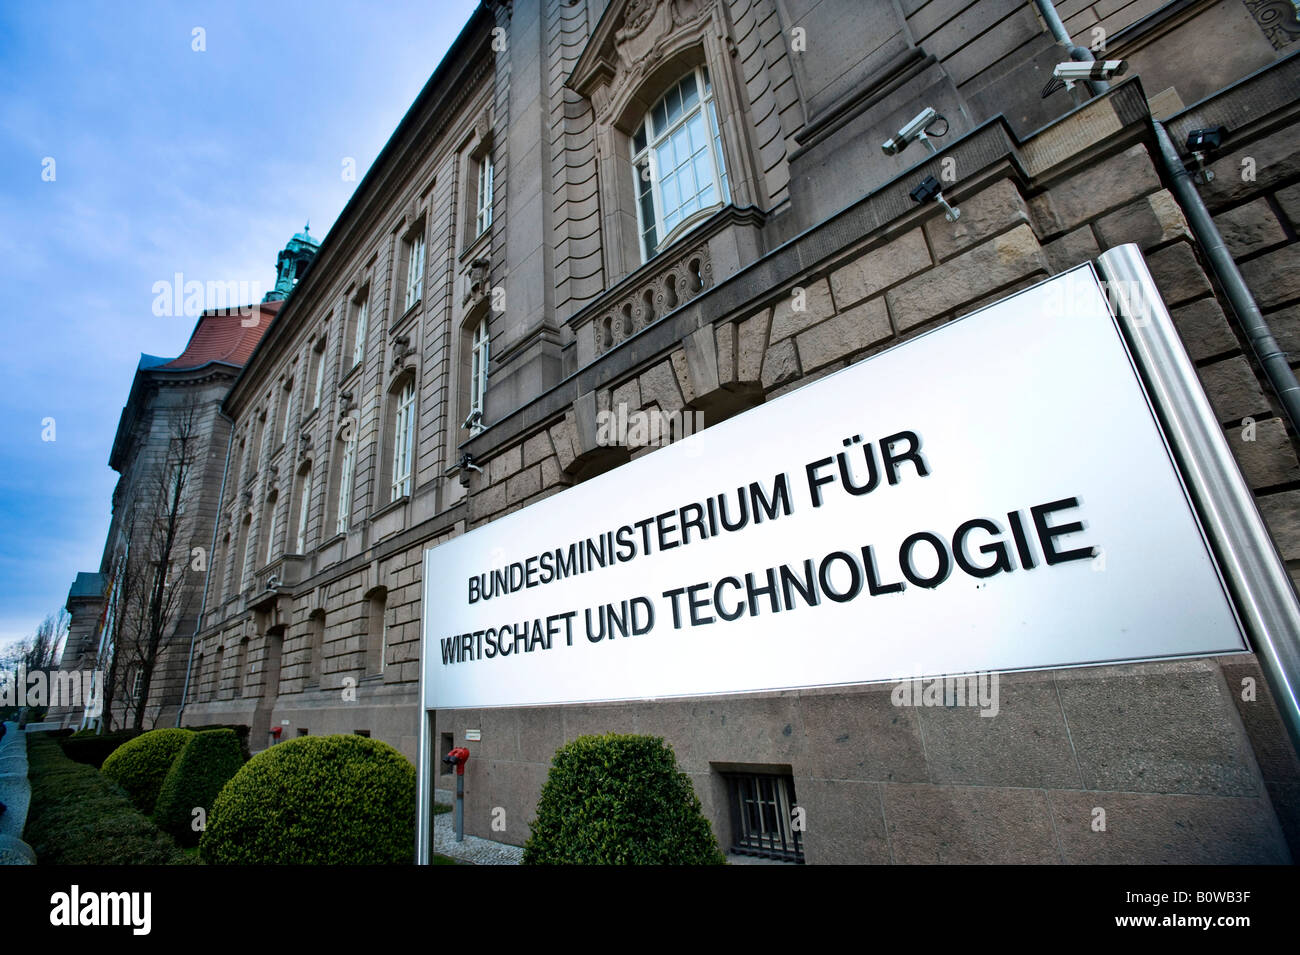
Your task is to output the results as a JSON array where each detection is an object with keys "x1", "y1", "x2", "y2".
[
  {"x1": 399, "y1": 298, "x2": 422, "y2": 324},
  {"x1": 301, "y1": 406, "x2": 320, "y2": 429},
  {"x1": 339, "y1": 362, "x2": 363, "y2": 388},
  {"x1": 459, "y1": 226, "x2": 491, "y2": 264},
  {"x1": 373, "y1": 493, "x2": 410, "y2": 519}
]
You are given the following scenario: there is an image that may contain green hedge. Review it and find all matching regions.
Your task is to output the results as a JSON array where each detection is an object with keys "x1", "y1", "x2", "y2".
[
  {"x1": 153, "y1": 729, "x2": 246, "y2": 847},
  {"x1": 183, "y1": 723, "x2": 251, "y2": 762},
  {"x1": 22, "y1": 734, "x2": 189, "y2": 865},
  {"x1": 201, "y1": 735, "x2": 416, "y2": 865},
  {"x1": 59, "y1": 728, "x2": 143, "y2": 767},
  {"x1": 101, "y1": 728, "x2": 195, "y2": 814},
  {"x1": 524, "y1": 733, "x2": 726, "y2": 865}
]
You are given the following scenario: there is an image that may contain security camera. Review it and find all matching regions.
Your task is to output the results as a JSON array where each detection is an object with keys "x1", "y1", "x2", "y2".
[
  {"x1": 909, "y1": 175, "x2": 960, "y2": 222},
  {"x1": 882, "y1": 107, "x2": 942, "y2": 156},
  {"x1": 1186, "y1": 125, "x2": 1227, "y2": 182},
  {"x1": 461, "y1": 409, "x2": 482, "y2": 431},
  {"x1": 1043, "y1": 59, "x2": 1128, "y2": 96}
]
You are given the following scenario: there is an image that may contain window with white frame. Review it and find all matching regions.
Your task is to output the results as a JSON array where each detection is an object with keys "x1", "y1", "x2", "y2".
[
  {"x1": 335, "y1": 432, "x2": 356, "y2": 535},
  {"x1": 390, "y1": 379, "x2": 415, "y2": 500},
  {"x1": 476, "y1": 153, "x2": 494, "y2": 237},
  {"x1": 632, "y1": 66, "x2": 730, "y2": 262},
  {"x1": 351, "y1": 296, "x2": 369, "y2": 369},
  {"x1": 404, "y1": 229, "x2": 425, "y2": 311},
  {"x1": 467, "y1": 316, "x2": 489, "y2": 434},
  {"x1": 294, "y1": 466, "x2": 312, "y2": 553},
  {"x1": 311, "y1": 335, "x2": 327, "y2": 410}
]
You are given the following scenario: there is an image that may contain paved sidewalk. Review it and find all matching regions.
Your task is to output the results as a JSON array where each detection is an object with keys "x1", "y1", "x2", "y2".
[
  {"x1": 431, "y1": 803, "x2": 522, "y2": 865},
  {"x1": 0, "y1": 722, "x2": 36, "y2": 864}
]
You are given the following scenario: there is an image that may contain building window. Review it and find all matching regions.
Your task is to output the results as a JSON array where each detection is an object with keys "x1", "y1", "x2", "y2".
[
  {"x1": 404, "y1": 229, "x2": 425, "y2": 311},
  {"x1": 191, "y1": 653, "x2": 203, "y2": 703},
  {"x1": 335, "y1": 431, "x2": 356, "y2": 535},
  {"x1": 235, "y1": 637, "x2": 250, "y2": 697},
  {"x1": 311, "y1": 334, "x2": 327, "y2": 410},
  {"x1": 632, "y1": 66, "x2": 729, "y2": 261},
  {"x1": 279, "y1": 378, "x2": 295, "y2": 445},
  {"x1": 308, "y1": 610, "x2": 325, "y2": 686},
  {"x1": 391, "y1": 379, "x2": 415, "y2": 500},
  {"x1": 130, "y1": 669, "x2": 143, "y2": 703},
  {"x1": 214, "y1": 533, "x2": 228, "y2": 605},
  {"x1": 237, "y1": 514, "x2": 252, "y2": 593},
  {"x1": 364, "y1": 588, "x2": 387, "y2": 677},
  {"x1": 294, "y1": 466, "x2": 313, "y2": 554},
  {"x1": 476, "y1": 153, "x2": 494, "y2": 237},
  {"x1": 466, "y1": 316, "x2": 489, "y2": 435},
  {"x1": 351, "y1": 295, "x2": 369, "y2": 369},
  {"x1": 262, "y1": 492, "x2": 279, "y2": 565},
  {"x1": 722, "y1": 772, "x2": 804, "y2": 863}
]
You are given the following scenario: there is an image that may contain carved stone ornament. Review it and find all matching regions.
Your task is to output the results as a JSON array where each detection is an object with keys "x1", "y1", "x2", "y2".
[
  {"x1": 390, "y1": 334, "x2": 413, "y2": 371},
  {"x1": 571, "y1": 0, "x2": 713, "y2": 124},
  {"x1": 463, "y1": 256, "x2": 491, "y2": 306}
]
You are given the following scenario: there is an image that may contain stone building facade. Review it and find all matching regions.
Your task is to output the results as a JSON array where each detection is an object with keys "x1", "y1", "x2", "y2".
[
  {"x1": 59, "y1": 301, "x2": 280, "y2": 729},
  {"x1": 84, "y1": 0, "x2": 1300, "y2": 862}
]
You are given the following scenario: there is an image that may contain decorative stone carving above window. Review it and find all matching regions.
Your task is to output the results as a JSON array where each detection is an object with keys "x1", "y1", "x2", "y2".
[
  {"x1": 571, "y1": 0, "x2": 713, "y2": 124},
  {"x1": 594, "y1": 241, "x2": 711, "y2": 357}
]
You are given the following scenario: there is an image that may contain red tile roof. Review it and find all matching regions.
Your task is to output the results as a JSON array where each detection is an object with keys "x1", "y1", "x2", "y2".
[{"x1": 161, "y1": 301, "x2": 281, "y2": 370}]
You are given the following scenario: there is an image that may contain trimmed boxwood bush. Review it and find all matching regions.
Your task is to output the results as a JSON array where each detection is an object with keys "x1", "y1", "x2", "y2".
[
  {"x1": 101, "y1": 728, "x2": 195, "y2": 814},
  {"x1": 153, "y1": 729, "x2": 245, "y2": 847},
  {"x1": 523, "y1": 733, "x2": 725, "y2": 865},
  {"x1": 184, "y1": 723, "x2": 251, "y2": 762},
  {"x1": 59, "y1": 728, "x2": 142, "y2": 767},
  {"x1": 22, "y1": 734, "x2": 188, "y2": 865},
  {"x1": 200, "y1": 735, "x2": 416, "y2": 865}
]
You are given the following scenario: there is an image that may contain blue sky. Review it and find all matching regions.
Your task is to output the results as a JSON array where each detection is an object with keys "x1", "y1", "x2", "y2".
[{"x1": 0, "y1": 0, "x2": 481, "y2": 653}]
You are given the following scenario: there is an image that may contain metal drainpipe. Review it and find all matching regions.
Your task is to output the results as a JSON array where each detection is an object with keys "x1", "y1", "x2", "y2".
[
  {"x1": 1033, "y1": 0, "x2": 1110, "y2": 96},
  {"x1": 1152, "y1": 120, "x2": 1300, "y2": 435},
  {"x1": 175, "y1": 404, "x2": 236, "y2": 727}
]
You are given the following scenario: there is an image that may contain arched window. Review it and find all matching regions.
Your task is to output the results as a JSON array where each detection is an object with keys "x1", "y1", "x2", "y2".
[{"x1": 632, "y1": 65, "x2": 729, "y2": 261}]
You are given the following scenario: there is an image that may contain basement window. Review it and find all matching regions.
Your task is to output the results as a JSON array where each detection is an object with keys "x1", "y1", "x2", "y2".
[{"x1": 722, "y1": 771, "x2": 804, "y2": 863}]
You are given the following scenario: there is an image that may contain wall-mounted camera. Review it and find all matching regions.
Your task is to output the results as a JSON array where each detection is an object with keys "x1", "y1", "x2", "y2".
[
  {"x1": 882, "y1": 107, "x2": 948, "y2": 157},
  {"x1": 909, "y1": 175, "x2": 960, "y2": 222},
  {"x1": 1042, "y1": 59, "x2": 1128, "y2": 97}
]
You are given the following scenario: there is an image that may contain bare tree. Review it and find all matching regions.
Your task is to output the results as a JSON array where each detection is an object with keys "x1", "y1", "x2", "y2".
[
  {"x1": 23, "y1": 609, "x2": 69, "y2": 672},
  {"x1": 109, "y1": 396, "x2": 203, "y2": 730}
]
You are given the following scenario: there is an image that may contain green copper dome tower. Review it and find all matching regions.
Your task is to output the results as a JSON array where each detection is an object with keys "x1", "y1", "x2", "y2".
[{"x1": 263, "y1": 223, "x2": 320, "y2": 302}]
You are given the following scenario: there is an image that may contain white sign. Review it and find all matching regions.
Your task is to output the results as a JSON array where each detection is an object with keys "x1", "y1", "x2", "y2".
[{"x1": 422, "y1": 265, "x2": 1246, "y2": 710}]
